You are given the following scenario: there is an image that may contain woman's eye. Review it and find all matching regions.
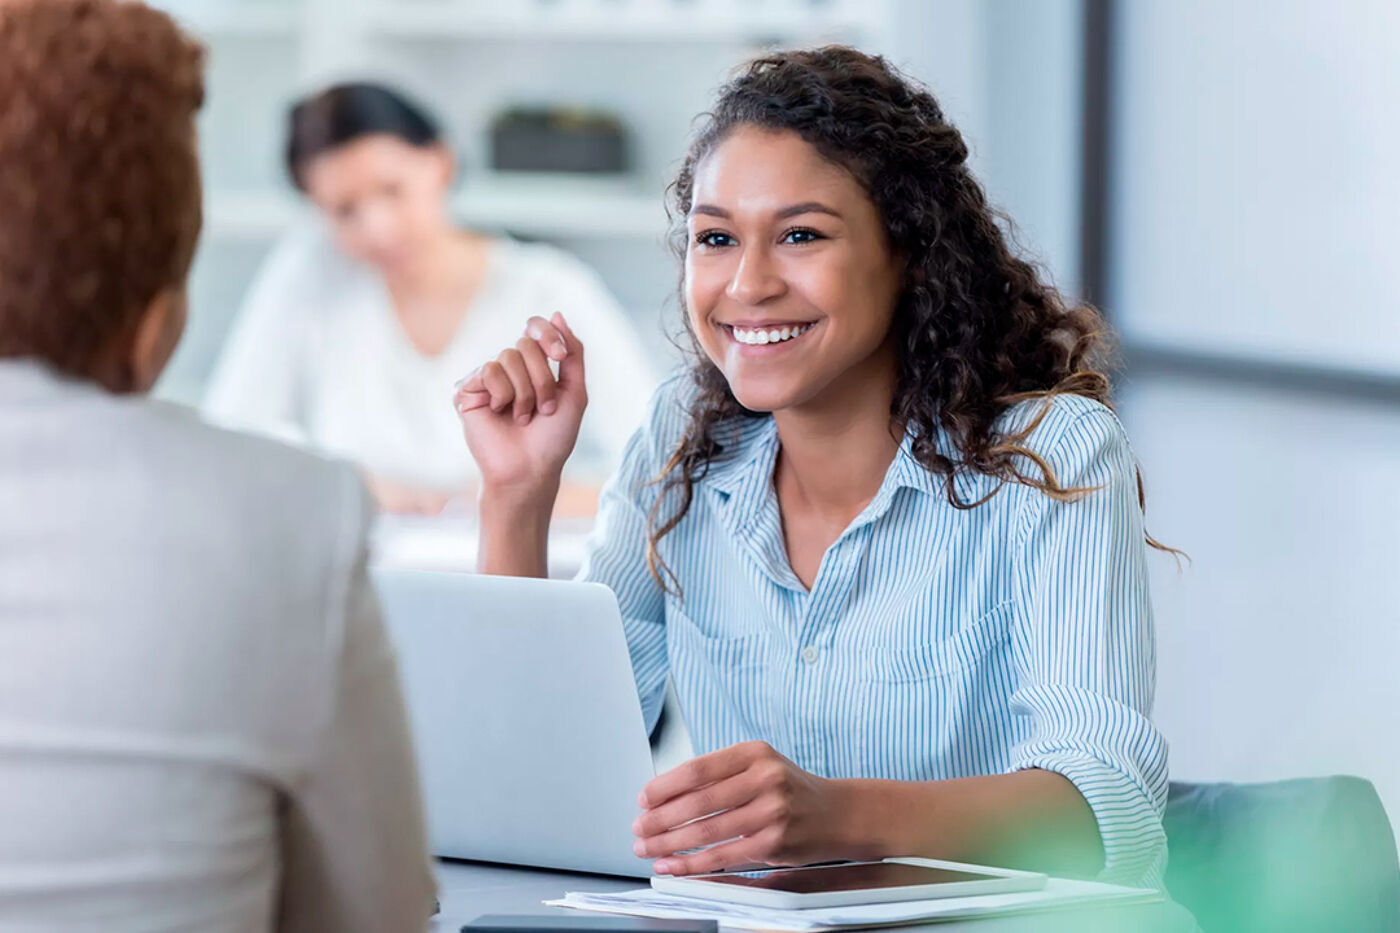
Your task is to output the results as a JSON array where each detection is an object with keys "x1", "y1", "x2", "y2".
[
  {"x1": 782, "y1": 227, "x2": 824, "y2": 245},
  {"x1": 694, "y1": 230, "x2": 735, "y2": 248}
]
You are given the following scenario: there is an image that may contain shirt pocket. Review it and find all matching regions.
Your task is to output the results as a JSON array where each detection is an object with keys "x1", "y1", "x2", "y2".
[
  {"x1": 867, "y1": 601, "x2": 1014, "y2": 682},
  {"x1": 666, "y1": 603, "x2": 772, "y2": 672}
]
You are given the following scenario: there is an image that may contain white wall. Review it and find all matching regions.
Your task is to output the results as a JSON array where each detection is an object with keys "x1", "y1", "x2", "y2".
[
  {"x1": 1111, "y1": 0, "x2": 1400, "y2": 375},
  {"x1": 886, "y1": 0, "x2": 1083, "y2": 294},
  {"x1": 1110, "y1": 0, "x2": 1400, "y2": 820},
  {"x1": 1120, "y1": 379, "x2": 1400, "y2": 815}
]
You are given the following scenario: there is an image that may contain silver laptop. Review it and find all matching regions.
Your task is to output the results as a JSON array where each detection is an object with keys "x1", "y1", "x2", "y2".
[{"x1": 372, "y1": 569, "x2": 656, "y2": 878}]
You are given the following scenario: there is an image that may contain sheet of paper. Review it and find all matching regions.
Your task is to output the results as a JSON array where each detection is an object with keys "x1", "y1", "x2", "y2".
[{"x1": 545, "y1": 879, "x2": 1161, "y2": 932}]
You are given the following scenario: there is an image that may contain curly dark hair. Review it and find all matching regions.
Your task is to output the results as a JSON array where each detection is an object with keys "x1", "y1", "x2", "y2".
[
  {"x1": 646, "y1": 45, "x2": 1167, "y2": 591},
  {"x1": 0, "y1": 0, "x2": 204, "y2": 377}
]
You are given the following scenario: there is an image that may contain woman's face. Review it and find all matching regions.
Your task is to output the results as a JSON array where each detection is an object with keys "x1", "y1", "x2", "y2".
[
  {"x1": 302, "y1": 134, "x2": 453, "y2": 274},
  {"x1": 685, "y1": 125, "x2": 903, "y2": 414}
]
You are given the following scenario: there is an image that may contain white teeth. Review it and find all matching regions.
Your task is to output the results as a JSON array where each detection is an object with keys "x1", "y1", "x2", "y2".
[{"x1": 731, "y1": 323, "x2": 812, "y2": 345}]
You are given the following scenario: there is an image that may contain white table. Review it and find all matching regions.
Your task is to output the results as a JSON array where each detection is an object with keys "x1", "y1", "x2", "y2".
[{"x1": 431, "y1": 861, "x2": 1200, "y2": 933}]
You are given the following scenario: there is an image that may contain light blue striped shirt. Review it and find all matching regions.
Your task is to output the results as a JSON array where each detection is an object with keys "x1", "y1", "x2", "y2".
[{"x1": 579, "y1": 374, "x2": 1168, "y2": 887}]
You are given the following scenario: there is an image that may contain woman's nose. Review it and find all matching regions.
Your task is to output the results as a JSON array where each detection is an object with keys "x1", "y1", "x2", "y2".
[
  {"x1": 358, "y1": 202, "x2": 396, "y2": 242},
  {"x1": 725, "y1": 245, "x2": 786, "y2": 306}
]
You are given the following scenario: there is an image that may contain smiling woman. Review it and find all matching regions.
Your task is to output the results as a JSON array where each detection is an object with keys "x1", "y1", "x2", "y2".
[{"x1": 454, "y1": 46, "x2": 1170, "y2": 891}]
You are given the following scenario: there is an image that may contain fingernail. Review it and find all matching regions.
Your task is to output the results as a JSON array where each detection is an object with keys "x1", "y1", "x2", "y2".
[
  {"x1": 516, "y1": 414, "x2": 531, "y2": 426},
  {"x1": 632, "y1": 817, "x2": 642, "y2": 834},
  {"x1": 554, "y1": 341, "x2": 568, "y2": 357},
  {"x1": 541, "y1": 400, "x2": 557, "y2": 415},
  {"x1": 654, "y1": 861, "x2": 672, "y2": 875},
  {"x1": 633, "y1": 840, "x2": 645, "y2": 856},
  {"x1": 637, "y1": 792, "x2": 648, "y2": 808}
]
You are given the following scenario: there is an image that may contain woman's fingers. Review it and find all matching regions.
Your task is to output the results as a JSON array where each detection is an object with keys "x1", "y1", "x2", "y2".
[
  {"x1": 551, "y1": 312, "x2": 586, "y2": 396},
  {"x1": 525, "y1": 315, "x2": 569, "y2": 362},
  {"x1": 634, "y1": 763, "x2": 770, "y2": 849},
  {"x1": 495, "y1": 349, "x2": 536, "y2": 424},
  {"x1": 454, "y1": 371, "x2": 491, "y2": 414},
  {"x1": 515, "y1": 336, "x2": 558, "y2": 415},
  {"x1": 639, "y1": 743, "x2": 760, "y2": 810},
  {"x1": 478, "y1": 361, "x2": 516, "y2": 413},
  {"x1": 634, "y1": 791, "x2": 769, "y2": 861},
  {"x1": 452, "y1": 314, "x2": 581, "y2": 422},
  {"x1": 651, "y1": 828, "x2": 782, "y2": 877},
  {"x1": 455, "y1": 389, "x2": 491, "y2": 414}
]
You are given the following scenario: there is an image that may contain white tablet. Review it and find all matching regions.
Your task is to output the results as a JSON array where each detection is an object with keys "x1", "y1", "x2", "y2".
[{"x1": 649, "y1": 858, "x2": 1047, "y2": 909}]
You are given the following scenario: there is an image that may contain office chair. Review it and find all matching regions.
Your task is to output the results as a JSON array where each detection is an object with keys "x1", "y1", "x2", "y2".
[{"x1": 1164, "y1": 776, "x2": 1400, "y2": 933}]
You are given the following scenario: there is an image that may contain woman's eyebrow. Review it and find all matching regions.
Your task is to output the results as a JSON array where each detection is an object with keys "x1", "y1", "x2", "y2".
[
  {"x1": 775, "y1": 201, "x2": 841, "y2": 220},
  {"x1": 689, "y1": 202, "x2": 842, "y2": 220}
]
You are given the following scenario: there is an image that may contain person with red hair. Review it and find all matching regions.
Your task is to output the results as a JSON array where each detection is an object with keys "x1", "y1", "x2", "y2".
[{"x1": 0, "y1": 2, "x2": 436, "y2": 928}]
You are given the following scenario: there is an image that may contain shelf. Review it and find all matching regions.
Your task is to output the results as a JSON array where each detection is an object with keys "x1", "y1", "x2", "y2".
[
  {"x1": 456, "y1": 172, "x2": 667, "y2": 239},
  {"x1": 156, "y1": 2, "x2": 301, "y2": 38},
  {"x1": 362, "y1": 4, "x2": 871, "y2": 44},
  {"x1": 204, "y1": 173, "x2": 668, "y2": 242}
]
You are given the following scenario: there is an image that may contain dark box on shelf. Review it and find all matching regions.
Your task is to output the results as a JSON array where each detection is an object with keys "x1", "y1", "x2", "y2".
[{"x1": 490, "y1": 107, "x2": 630, "y2": 175}]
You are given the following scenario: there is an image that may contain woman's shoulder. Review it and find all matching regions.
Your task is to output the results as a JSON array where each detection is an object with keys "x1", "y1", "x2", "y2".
[
  {"x1": 253, "y1": 221, "x2": 365, "y2": 305},
  {"x1": 996, "y1": 392, "x2": 1130, "y2": 457},
  {"x1": 989, "y1": 393, "x2": 1138, "y2": 504}
]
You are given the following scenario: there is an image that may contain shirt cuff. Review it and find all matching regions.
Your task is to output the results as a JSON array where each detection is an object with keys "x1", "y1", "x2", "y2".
[{"x1": 1012, "y1": 748, "x2": 1168, "y2": 888}]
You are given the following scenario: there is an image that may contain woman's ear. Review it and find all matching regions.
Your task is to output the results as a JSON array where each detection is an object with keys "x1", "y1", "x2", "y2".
[
  {"x1": 433, "y1": 142, "x2": 457, "y2": 189},
  {"x1": 126, "y1": 287, "x2": 189, "y2": 393}
]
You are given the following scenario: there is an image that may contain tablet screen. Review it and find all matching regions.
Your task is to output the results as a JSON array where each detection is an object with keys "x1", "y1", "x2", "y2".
[{"x1": 695, "y1": 861, "x2": 1002, "y2": 894}]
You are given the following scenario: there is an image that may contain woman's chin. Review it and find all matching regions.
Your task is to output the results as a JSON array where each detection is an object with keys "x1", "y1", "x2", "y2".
[{"x1": 726, "y1": 377, "x2": 806, "y2": 415}]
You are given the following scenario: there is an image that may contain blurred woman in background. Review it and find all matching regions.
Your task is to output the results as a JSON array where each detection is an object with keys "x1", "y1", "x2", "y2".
[{"x1": 206, "y1": 82, "x2": 653, "y2": 513}]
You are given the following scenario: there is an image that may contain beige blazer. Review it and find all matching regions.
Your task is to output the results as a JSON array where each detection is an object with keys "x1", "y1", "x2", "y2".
[{"x1": 0, "y1": 360, "x2": 436, "y2": 931}]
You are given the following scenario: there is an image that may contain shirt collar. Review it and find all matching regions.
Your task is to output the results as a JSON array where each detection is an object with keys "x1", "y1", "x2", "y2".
[
  {"x1": 699, "y1": 414, "x2": 779, "y2": 497},
  {"x1": 700, "y1": 416, "x2": 997, "y2": 515}
]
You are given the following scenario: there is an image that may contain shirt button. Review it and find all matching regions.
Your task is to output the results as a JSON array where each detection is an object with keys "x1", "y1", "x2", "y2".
[{"x1": 800, "y1": 645, "x2": 820, "y2": 665}]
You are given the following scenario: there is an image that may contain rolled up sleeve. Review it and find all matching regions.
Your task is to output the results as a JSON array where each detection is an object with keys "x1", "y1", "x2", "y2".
[{"x1": 1007, "y1": 407, "x2": 1169, "y2": 887}]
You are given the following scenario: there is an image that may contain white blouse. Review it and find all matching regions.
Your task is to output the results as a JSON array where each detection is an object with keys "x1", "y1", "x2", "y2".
[{"x1": 205, "y1": 227, "x2": 657, "y2": 489}]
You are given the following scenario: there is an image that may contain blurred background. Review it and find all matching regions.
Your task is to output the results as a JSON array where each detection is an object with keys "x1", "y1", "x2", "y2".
[{"x1": 150, "y1": 0, "x2": 1399, "y2": 829}]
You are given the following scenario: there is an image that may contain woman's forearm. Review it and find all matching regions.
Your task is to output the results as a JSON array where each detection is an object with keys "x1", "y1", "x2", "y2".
[
  {"x1": 833, "y1": 768, "x2": 1104, "y2": 877},
  {"x1": 476, "y1": 481, "x2": 557, "y2": 578}
]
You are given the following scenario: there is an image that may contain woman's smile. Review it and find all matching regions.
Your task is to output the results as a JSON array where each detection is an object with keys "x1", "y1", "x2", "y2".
[{"x1": 719, "y1": 319, "x2": 820, "y2": 353}]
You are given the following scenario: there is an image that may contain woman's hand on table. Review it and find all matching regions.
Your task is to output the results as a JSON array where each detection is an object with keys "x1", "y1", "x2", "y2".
[
  {"x1": 633, "y1": 741, "x2": 864, "y2": 876},
  {"x1": 453, "y1": 312, "x2": 587, "y2": 499}
]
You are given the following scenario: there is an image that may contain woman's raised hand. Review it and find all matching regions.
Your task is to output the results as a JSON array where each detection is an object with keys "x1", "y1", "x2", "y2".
[{"x1": 453, "y1": 312, "x2": 587, "y2": 498}]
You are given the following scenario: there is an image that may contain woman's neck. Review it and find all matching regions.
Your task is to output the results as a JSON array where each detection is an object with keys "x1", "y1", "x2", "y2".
[
  {"x1": 383, "y1": 227, "x2": 489, "y2": 313},
  {"x1": 771, "y1": 343, "x2": 903, "y2": 522}
]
